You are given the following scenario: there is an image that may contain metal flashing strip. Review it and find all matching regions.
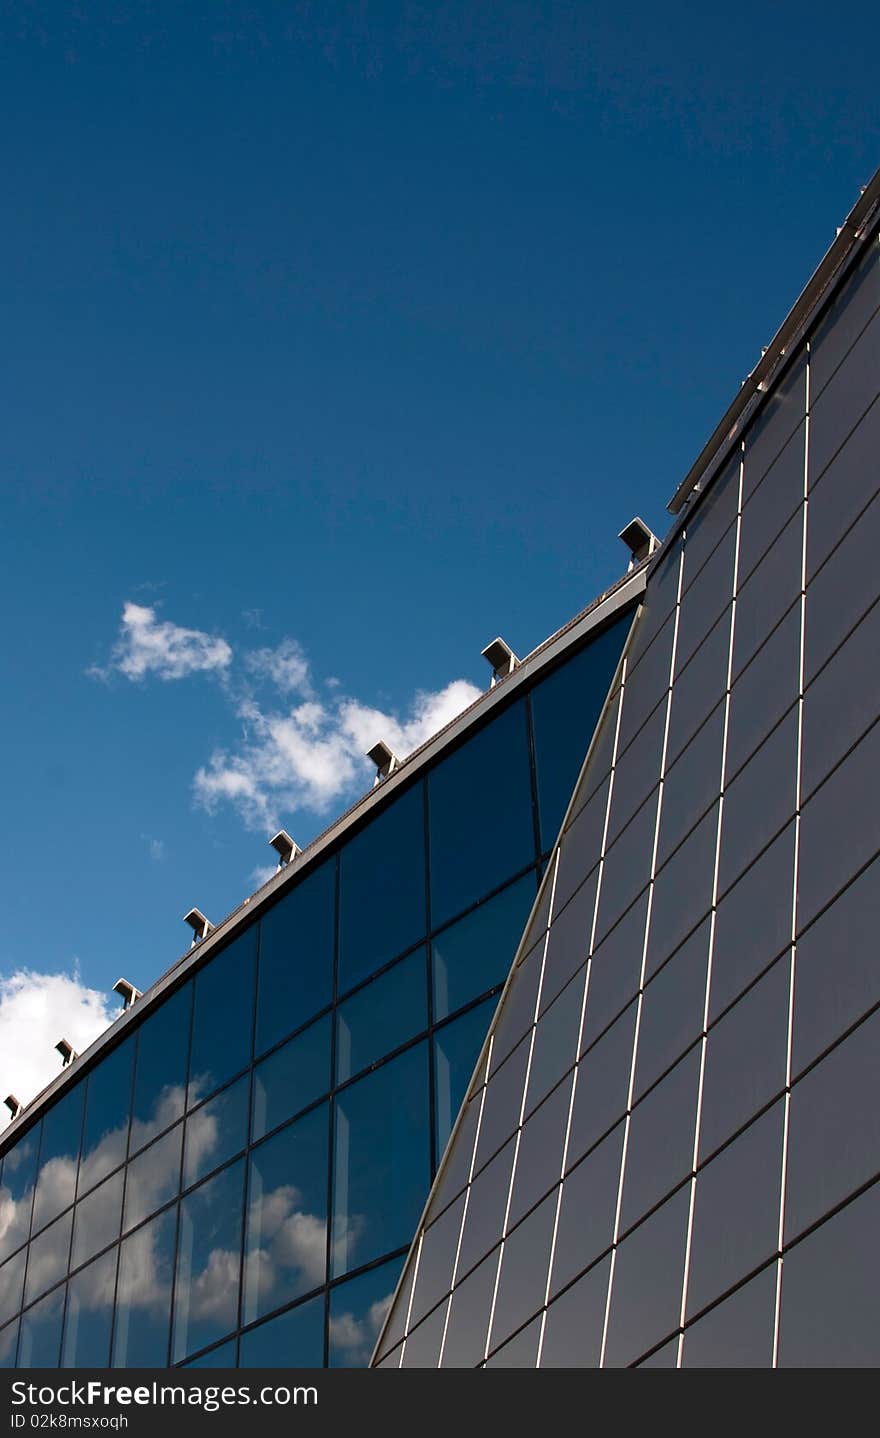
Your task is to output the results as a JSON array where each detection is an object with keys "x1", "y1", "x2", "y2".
[{"x1": 0, "y1": 563, "x2": 646, "y2": 1155}]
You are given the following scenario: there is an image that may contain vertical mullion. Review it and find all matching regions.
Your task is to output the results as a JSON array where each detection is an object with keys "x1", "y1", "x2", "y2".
[
  {"x1": 234, "y1": 918, "x2": 263, "y2": 1366},
  {"x1": 165, "y1": 980, "x2": 195, "y2": 1367},
  {"x1": 108, "y1": 1034, "x2": 139, "y2": 1367},
  {"x1": 323, "y1": 852, "x2": 341, "y2": 1369}
]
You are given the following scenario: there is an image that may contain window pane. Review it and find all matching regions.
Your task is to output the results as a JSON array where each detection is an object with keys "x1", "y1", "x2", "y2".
[
  {"x1": 0, "y1": 1130, "x2": 39, "y2": 1263},
  {"x1": 332, "y1": 1044, "x2": 430, "y2": 1278},
  {"x1": 31, "y1": 1084, "x2": 85, "y2": 1234},
  {"x1": 61, "y1": 1248, "x2": 117, "y2": 1368},
  {"x1": 432, "y1": 874, "x2": 535, "y2": 1023},
  {"x1": 188, "y1": 930, "x2": 257, "y2": 1106},
  {"x1": 122, "y1": 1124, "x2": 182, "y2": 1233},
  {"x1": 172, "y1": 1160, "x2": 245, "y2": 1362},
  {"x1": 18, "y1": 1286, "x2": 64, "y2": 1368},
  {"x1": 78, "y1": 1038, "x2": 134, "y2": 1196},
  {"x1": 778, "y1": 1181, "x2": 880, "y2": 1367},
  {"x1": 255, "y1": 859, "x2": 335, "y2": 1056},
  {"x1": 113, "y1": 1207, "x2": 176, "y2": 1368},
  {"x1": 244, "y1": 1104, "x2": 329, "y2": 1325},
  {"x1": 252, "y1": 1015, "x2": 331, "y2": 1143},
  {"x1": 329, "y1": 1254, "x2": 404, "y2": 1367},
  {"x1": 532, "y1": 613, "x2": 632, "y2": 850},
  {"x1": 130, "y1": 983, "x2": 192, "y2": 1154},
  {"x1": 239, "y1": 1293, "x2": 324, "y2": 1368},
  {"x1": 0, "y1": 1319, "x2": 18, "y2": 1367},
  {"x1": 429, "y1": 701, "x2": 534, "y2": 928},
  {"x1": 71, "y1": 1169, "x2": 123, "y2": 1271},
  {"x1": 182, "y1": 1338, "x2": 237, "y2": 1367},
  {"x1": 338, "y1": 784, "x2": 427, "y2": 994},
  {"x1": 24, "y1": 1209, "x2": 72, "y2": 1306},
  {"x1": 434, "y1": 997, "x2": 496, "y2": 1160},
  {"x1": 0, "y1": 1249, "x2": 26, "y2": 1328},
  {"x1": 183, "y1": 1076, "x2": 249, "y2": 1189},
  {"x1": 604, "y1": 1186, "x2": 689, "y2": 1368},
  {"x1": 336, "y1": 949, "x2": 427, "y2": 1085}
]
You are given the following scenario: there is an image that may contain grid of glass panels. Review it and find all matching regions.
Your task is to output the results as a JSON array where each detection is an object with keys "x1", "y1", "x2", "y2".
[
  {"x1": 0, "y1": 607, "x2": 633, "y2": 1371},
  {"x1": 378, "y1": 224, "x2": 880, "y2": 1368}
]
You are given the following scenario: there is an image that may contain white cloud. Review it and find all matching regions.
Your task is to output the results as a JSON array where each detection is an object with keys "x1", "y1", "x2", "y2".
[
  {"x1": 250, "y1": 863, "x2": 279, "y2": 889},
  {"x1": 141, "y1": 834, "x2": 165, "y2": 862},
  {"x1": 0, "y1": 969, "x2": 118, "y2": 1126},
  {"x1": 245, "y1": 638, "x2": 312, "y2": 696},
  {"x1": 194, "y1": 679, "x2": 482, "y2": 832},
  {"x1": 92, "y1": 602, "x2": 232, "y2": 682}
]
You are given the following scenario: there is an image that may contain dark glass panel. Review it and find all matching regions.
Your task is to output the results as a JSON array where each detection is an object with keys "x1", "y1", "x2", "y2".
[
  {"x1": 806, "y1": 397, "x2": 880, "y2": 578},
  {"x1": 433, "y1": 874, "x2": 535, "y2": 1023},
  {"x1": 332, "y1": 1045, "x2": 429, "y2": 1278},
  {"x1": 603, "y1": 1186, "x2": 689, "y2": 1368},
  {"x1": 804, "y1": 485, "x2": 880, "y2": 685},
  {"x1": 24, "y1": 1209, "x2": 72, "y2": 1306},
  {"x1": 549, "y1": 1122, "x2": 624, "y2": 1299},
  {"x1": 682, "y1": 1263, "x2": 776, "y2": 1368},
  {"x1": 636, "y1": 1336, "x2": 678, "y2": 1366},
  {"x1": 665, "y1": 605, "x2": 730, "y2": 768},
  {"x1": 778, "y1": 1181, "x2": 880, "y2": 1367},
  {"x1": 532, "y1": 611, "x2": 633, "y2": 850},
  {"x1": 243, "y1": 1104, "x2": 329, "y2": 1325},
  {"x1": 255, "y1": 858, "x2": 335, "y2": 1057},
  {"x1": 434, "y1": 997, "x2": 496, "y2": 1160},
  {"x1": 486, "y1": 1313, "x2": 541, "y2": 1367},
  {"x1": 725, "y1": 601, "x2": 800, "y2": 782},
  {"x1": 183, "y1": 1338, "x2": 237, "y2": 1367},
  {"x1": 428, "y1": 701, "x2": 534, "y2": 929},
  {"x1": 646, "y1": 803, "x2": 718, "y2": 977},
  {"x1": 739, "y1": 421, "x2": 806, "y2": 582},
  {"x1": 426, "y1": 1095, "x2": 480, "y2": 1222},
  {"x1": 797, "y1": 717, "x2": 880, "y2": 931},
  {"x1": 122, "y1": 1123, "x2": 182, "y2": 1233},
  {"x1": 112, "y1": 1207, "x2": 176, "y2": 1367},
  {"x1": 810, "y1": 233, "x2": 880, "y2": 402},
  {"x1": 741, "y1": 352, "x2": 806, "y2": 506},
  {"x1": 680, "y1": 455, "x2": 739, "y2": 586},
  {"x1": 472, "y1": 1038, "x2": 529, "y2": 1174},
  {"x1": 440, "y1": 1249, "x2": 498, "y2": 1368},
  {"x1": 565, "y1": 689, "x2": 618, "y2": 828},
  {"x1": 70, "y1": 1169, "x2": 123, "y2": 1271},
  {"x1": 619, "y1": 1047, "x2": 700, "y2": 1232},
  {"x1": 188, "y1": 929, "x2": 257, "y2": 1106},
  {"x1": 717, "y1": 709, "x2": 798, "y2": 895},
  {"x1": 336, "y1": 948, "x2": 427, "y2": 1085},
  {"x1": 508, "y1": 1081, "x2": 569, "y2": 1228},
  {"x1": 31, "y1": 1084, "x2": 85, "y2": 1234},
  {"x1": 633, "y1": 920, "x2": 710, "y2": 1101},
  {"x1": 172, "y1": 1160, "x2": 245, "y2": 1362},
  {"x1": 809, "y1": 305, "x2": 880, "y2": 481},
  {"x1": 0, "y1": 1248, "x2": 26, "y2": 1328},
  {"x1": 710, "y1": 821, "x2": 795, "y2": 1020},
  {"x1": 523, "y1": 982, "x2": 581, "y2": 1119},
  {"x1": 408, "y1": 1192, "x2": 465, "y2": 1330},
  {"x1": 732, "y1": 506, "x2": 803, "y2": 680},
  {"x1": 802, "y1": 597, "x2": 880, "y2": 802},
  {"x1": 338, "y1": 784, "x2": 426, "y2": 994},
  {"x1": 0, "y1": 1129, "x2": 39, "y2": 1263},
  {"x1": 615, "y1": 614, "x2": 673, "y2": 754},
  {"x1": 593, "y1": 793, "x2": 656, "y2": 946},
  {"x1": 655, "y1": 703, "x2": 724, "y2": 868},
  {"x1": 456, "y1": 1138, "x2": 516, "y2": 1281},
  {"x1": 581, "y1": 889, "x2": 649, "y2": 1048},
  {"x1": 400, "y1": 1294, "x2": 446, "y2": 1368},
  {"x1": 541, "y1": 1254, "x2": 610, "y2": 1367},
  {"x1": 61, "y1": 1248, "x2": 117, "y2": 1368},
  {"x1": 488, "y1": 1191, "x2": 555, "y2": 1352},
  {"x1": 0, "y1": 1319, "x2": 17, "y2": 1368},
  {"x1": 373, "y1": 1251, "x2": 415, "y2": 1361},
  {"x1": 486, "y1": 945, "x2": 541, "y2": 1073},
  {"x1": 328, "y1": 1254, "x2": 404, "y2": 1367},
  {"x1": 183, "y1": 1075, "x2": 249, "y2": 1189},
  {"x1": 568, "y1": 1001, "x2": 637, "y2": 1165},
  {"x1": 606, "y1": 702, "x2": 665, "y2": 846},
  {"x1": 130, "y1": 983, "x2": 192, "y2": 1154},
  {"x1": 239, "y1": 1293, "x2": 324, "y2": 1368},
  {"x1": 676, "y1": 523, "x2": 737, "y2": 673},
  {"x1": 78, "y1": 1037, "x2": 134, "y2": 1195},
  {"x1": 539, "y1": 865, "x2": 598, "y2": 1014},
  {"x1": 699, "y1": 956, "x2": 790, "y2": 1160},
  {"x1": 251, "y1": 1014, "x2": 331, "y2": 1144},
  {"x1": 627, "y1": 537, "x2": 682, "y2": 665},
  {"x1": 18, "y1": 1286, "x2": 64, "y2": 1367}
]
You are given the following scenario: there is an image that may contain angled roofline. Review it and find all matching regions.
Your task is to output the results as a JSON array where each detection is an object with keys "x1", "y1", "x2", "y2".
[{"x1": 0, "y1": 561, "x2": 646, "y2": 1157}]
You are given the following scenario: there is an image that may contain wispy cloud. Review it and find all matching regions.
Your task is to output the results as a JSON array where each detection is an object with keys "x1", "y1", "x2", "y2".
[
  {"x1": 0, "y1": 969, "x2": 118, "y2": 1124},
  {"x1": 90, "y1": 602, "x2": 232, "y2": 682},
  {"x1": 141, "y1": 834, "x2": 165, "y2": 862},
  {"x1": 245, "y1": 638, "x2": 312, "y2": 696}
]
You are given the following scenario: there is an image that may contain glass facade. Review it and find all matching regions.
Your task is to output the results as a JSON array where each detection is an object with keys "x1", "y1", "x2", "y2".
[
  {"x1": 378, "y1": 224, "x2": 880, "y2": 1368},
  {"x1": 0, "y1": 606, "x2": 632, "y2": 1369}
]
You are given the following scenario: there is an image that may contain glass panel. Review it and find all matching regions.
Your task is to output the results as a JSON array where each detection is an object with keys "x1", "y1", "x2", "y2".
[
  {"x1": 122, "y1": 1124, "x2": 182, "y2": 1233},
  {"x1": 488, "y1": 1191, "x2": 556, "y2": 1352},
  {"x1": 739, "y1": 420, "x2": 805, "y2": 582},
  {"x1": 508, "y1": 1079, "x2": 570, "y2": 1228},
  {"x1": 555, "y1": 778, "x2": 607, "y2": 911},
  {"x1": 0, "y1": 1319, "x2": 18, "y2": 1368},
  {"x1": 679, "y1": 454, "x2": 739, "y2": 586},
  {"x1": 243, "y1": 1104, "x2": 329, "y2": 1325},
  {"x1": 805, "y1": 485, "x2": 880, "y2": 684},
  {"x1": 61, "y1": 1247, "x2": 117, "y2": 1367},
  {"x1": 682, "y1": 1264, "x2": 776, "y2": 1368},
  {"x1": 188, "y1": 929, "x2": 257, "y2": 1106},
  {"x1": 0, "y1": 1129, "x2": 39, "y2": 1263},
  {"x1": 398, "y1": 1298, "x2": 446, "y2": 1368},
  {"x1": 328, "y1": 1254, "x2": 404, "y2": 1367},
  {"x1": 581, "y1": 889, "x2": 649, "y2": 1049},
  {"x1": 331, "y1": 1044, "x2": 430, "y2": 1278},
  {"x1": 633, "y1": 919, "x2": 710, "y2": 1101},
  {"x1": 741, "y1": 351, "x2": 806, "y2": 505},
  {"x1": 434, "y1": 998, "x2": 496, "y2": 1161},
  {"x1": 797, "y1": 717, "x2": 880, "y2": 931},
  {"x1": 522, "y1": 982, "x2": 581, "y2": 1118},
  {"x1": 255, "y1": 858, "x2": 335, "y2": 1057},
  {"x1": 338, "y1": 784, "x2": 426, "y2": 994},
  {"x1": 24, "y1": 1209, "x2": 72, "y2": 1306},
  {"x1": 676, "y1": 523, "x2": 737, "y2": 673},
  {"x1": 655, "y1": 702, "x2": 724, "y2": 868},
  {"x1": 130, "y1": 983, "x2": 192, "y2": 1154},
  {"x1": 778, "y1": 1181, "x2": 880, "y2": 1367},
  {"x1": 568, "y1": 1001, "x2": 638, "y2": 1166},
  {"x1": 70, "y1": 1169, "x2": 123, "y2": 1271},
  {"x1": 31, "y1": 1084, "x2": 84, "y2": 1234},
  {"x1": 809, "y1": 305, "x2": 880, "y2": 481},
  {"x1": 732, "y1": 505, "x2": 803, "y2": 680},
  {"x1": 594, "y1": 794, "x2": 656, "y2": 947},
  {"x1": 427, "y1": 1095, "x2": 480, "y2": 1222},
  {"x1": 18, "y1": 1286, "x2": 64, "y2": 1367},
  {"x1": 183, "y1": 1076, "x2": 249, "y2": 1189},
  {"x1": 112, "y1": 1206, "x2": 176, "y2": 1367},
  {"x1": 473, "y1": 1038, "x2": 529, "y2": 1174},
  {"x1": 456, "y1": 1138, "x2": 516, "y2": 1280},
  {"x1": 725, "y1": 601, "x2": 800, "y2": 782},
  {"x1": 0, "y1": 1248, "x2": 26, "y2": 1329},
  {"x1": 665, "y1": 604, "x2": 730, "y2": 767},
  {"x1": 606, "y1": 702, "x2": 665, "y2": 846},
  {"x1": 810, "y1": 233, "x2": 880, "y2": 401},
  {"x1": 541, "y1": 1255, "x2": 611, "y2": 1367},
  {"x1": 710, "y1": 821, "x2": 796, "y2": 1021},
  {"x1": 336, "y1": 949, "x2": 427, "y2": 1085},
  {"x1": 645, "y1": 803, "x2": 718, "y2": 977},
  {"x1": 549, "y1": 1122, "x2": 624, "y2": 1298},
  {"x1": 440, "y1": 1249, "x2": 497, "y2": 1368},
  {"x1": 801, "y1": 596, "x2": 880, "y2": 802},
  {"x1": 603, "y1": 1185, "x2": 689, "y2": 1368},
  {"x1": 78, "y1": 1037, "x2": 134, "y2": 1195},
  {"x1": 616, "y1": 612, "x2": 673, "y2": 754},
  {"x1": 717, "y1": 709, "x2": 798, "y2": 895},
  {"x1": 432, "y1": 874, "x2": 535, "y2": 1023},
  {"x1": 531, "y1": 611, "x2": 633, "y2": 850},
  {"x1": 239, "y1": 1293, "x2": 324, "y2": 1368},
  {"x1": 183, "y1": 1338, "x2": 237, "y2": 1367},
  {"x1": 408, "y1": 1192, "x2": 465, "y2": 1330},
  {"x1": 428, "y1": 701, "x2": 534, "y2": 929},
  {"x1": 252, "y1": 1015, "x2": 331, "y2": 1143},
  {"x1": 486, "y1": 1313, "x2": 541, "y2": 1367},
  {"x1": 619, "y1": 1047, "x2": 700, "y2": 1232},
  {"x1": 806, "y1": 396, "x2": 880, "y2": 578},
  {"x1": 172, "y1": 1160, "x2": 244, "y2": 1362},
  {"x1": 539, "y1": 865, "x2": 598, "y2": 1015},
  {"x1": 699, "y1": 956, "x2": 790, "y2": 1161}
]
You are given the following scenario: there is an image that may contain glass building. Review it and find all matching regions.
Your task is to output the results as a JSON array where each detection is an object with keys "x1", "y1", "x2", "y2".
[
  {"x1": 0, "y1": 579, "x2": 638, "y2": 1370},
  {"x1": 374, "y1": 173, "x2": 880, "y2": 1368}
]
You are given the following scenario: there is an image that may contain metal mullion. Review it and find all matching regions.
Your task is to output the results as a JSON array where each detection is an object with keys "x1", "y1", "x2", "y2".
[
  {"x1": 323, "y1": 852, "x2": 341, "y2": 1369},
  {"x1": 164, "y1": 981, "x2": 195, "y2": 1367}
]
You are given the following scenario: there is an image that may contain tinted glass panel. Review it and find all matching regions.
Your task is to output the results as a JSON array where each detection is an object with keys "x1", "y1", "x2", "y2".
[
  {"x1": 122, "y1": 1124, "x2": 182, "y2": 1233},
  {"x1": 0, "y1": 1249, "x2": 26, "y2": 1329},
  {"x1": 540, "y1": 1254, "x2": 610, "y2": 1367},
  {"x1": 549, "y1": 1122, "x2": 624, "y2": 1297},
  {"x1": 429, "y1": 701, "x2": 534, "y2": 928},
  {"x1": 332, "y1": 1044, "x2": 429, "y2": 1278},
  {"x1": 188, "y1": 930, "x2": 257, "y2": 1105},
  {"x1": 78, "y1": 1037, "x2": 134, "y2": 1194},
  {"x1": 338, "y1": 784, "x2": 426, "y2": 994},
  {"x1": 778, "y1": 1181, "x2": 880, "y2": 1367},
  {"x1": 183, "y1": 1338, "x2": 236, "y2": 1368},
  {"x1": 432, "y1": 874, "x2": 535, "y2": 1023},
  {"x1": 251, "y1": 1015, "x2": 331, "y2": 1143},
  {"x1": 172, "y1": 1160, "x2": 245, "y2": 1362},
  {"x1": 61, "y1": 1248, "x2": 117, "y2": 1368},
  {"x1": 434, "y1": 998, "x2": 496, "y2": 1160},
  {"x1": 682, "y1": 1264, "x2": 776, "y2": 1368},
  {"x1": 532, "y1": 613, "x2": 632, "y2": 849},
  {"x1": 239, "y1": 1293, "x2": 324, "y2": 1367},
  {"x1": 328, "y1": 1254, "x2": 404, "y2": 1367},
  {"x1": 130, "y1": 983, "x2": 192, "y2": 1153},
  {"x1": 31, "y1": 1084, "x2": 84, "y2": 1233},
  {"x1": 112, "y1": 1207, "x2": 176, "y2": 1368},
  {"x1": 24, "y1": 1209, "x2": 72, "y2": 1305},
  {"x1": 488, "y1": 1191, "x2": 555, "y2": 1351},
  {"x1": 183, "y1": 1076, "x2": 249, "y2": 1189},
  {"x1": 255, "y1": 859, "x2": 335, "y2": 1056},
  {"x1": 336, "y1": 949, "x2": 427, "y2": 1084},
  {"x1": 70, "y1": 1169, "x2": 123, "y2": 1271},
  {"x1": 619, "y1": 1048, "x2": 700, "y2": 1232},
  {"x1": 0, "y1": 1319, "x2": 18, "y2": 1368},
  {"x1": 604, "y1": 1186, "x2": 689, "y2": 1368},
  {"x1": 18, "y1": 1286, "x2": 64, "y2": 1367},
  {"x1": 0, "y1": 1131, "x2": 39, "y2": 1263},
  {"x1": 244, "y1": 1104, "x2": 329, "y2": 1325}
]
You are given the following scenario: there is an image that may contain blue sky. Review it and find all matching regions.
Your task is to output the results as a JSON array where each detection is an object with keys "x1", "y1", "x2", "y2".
[{"x1": 0, "y1": 0, "x2": 877, "y2": 1110}]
